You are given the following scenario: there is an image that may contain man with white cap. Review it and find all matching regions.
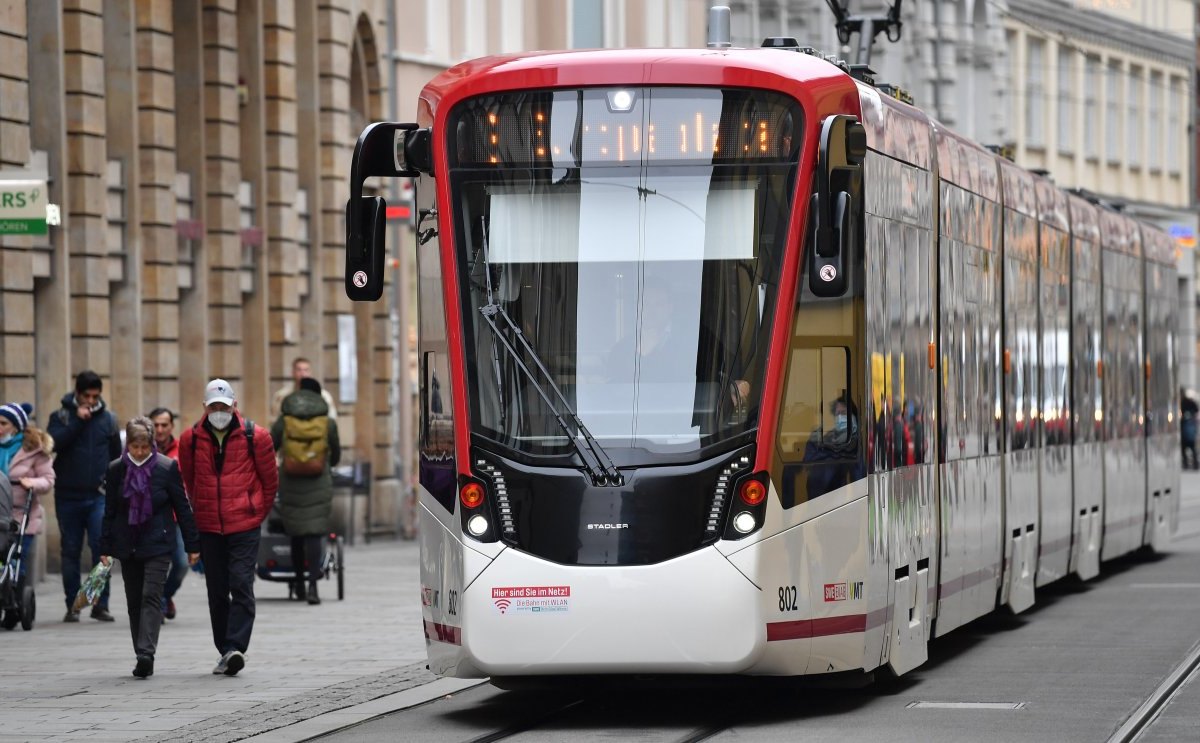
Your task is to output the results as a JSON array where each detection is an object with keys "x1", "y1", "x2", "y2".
[{"x1": 179, "y1": 379, "x2": 278, "y2": 676}]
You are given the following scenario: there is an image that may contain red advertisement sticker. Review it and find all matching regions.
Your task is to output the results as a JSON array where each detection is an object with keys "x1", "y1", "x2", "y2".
[
  {"x1": 492, "y1": 586, "x2": 571, "y2": 599},
  {"x1": 824, "y1": 583, "x2": 847, "y2": 602}
]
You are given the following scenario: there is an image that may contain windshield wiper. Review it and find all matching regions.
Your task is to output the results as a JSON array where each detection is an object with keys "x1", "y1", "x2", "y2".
[{"x1": 474, "y1": 220, "x2": 623, "y2": 487}]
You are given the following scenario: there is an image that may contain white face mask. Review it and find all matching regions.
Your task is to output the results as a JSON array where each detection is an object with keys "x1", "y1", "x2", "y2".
[
  {"x1": 130, "y1": 452, "x2": 153, "y2": 467},
  {"x1": 208, "y1": 411, "x2": 233, "y2": 430},
  {"x1": 0, "y1": 433, "x2": 13, "y2": 445}
]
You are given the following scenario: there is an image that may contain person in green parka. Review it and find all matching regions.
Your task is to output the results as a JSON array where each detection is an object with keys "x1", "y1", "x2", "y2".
[{"x1": 270, "y1": 377, "x2": 340, "y2": 604}]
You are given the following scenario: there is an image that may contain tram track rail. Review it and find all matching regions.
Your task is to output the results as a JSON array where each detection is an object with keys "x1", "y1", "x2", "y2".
[
  {"x1": 463, "y1": 696, "x2": 589, "y2": 743},
  {"x1": 1108, "y1": 636, "x2": 1200, "y2": 743}
]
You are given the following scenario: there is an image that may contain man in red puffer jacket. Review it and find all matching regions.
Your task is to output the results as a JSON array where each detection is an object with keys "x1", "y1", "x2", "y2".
[{"x1": 179, "y1": 379, "x2": 278, "y2": 677}]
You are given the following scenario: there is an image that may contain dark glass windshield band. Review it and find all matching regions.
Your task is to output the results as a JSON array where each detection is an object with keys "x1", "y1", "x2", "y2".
[{"x1": 452, "y1": 87, "x2": 802, "y2": 168}]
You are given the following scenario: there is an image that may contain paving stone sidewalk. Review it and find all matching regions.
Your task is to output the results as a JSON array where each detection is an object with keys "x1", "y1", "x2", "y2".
[{"x1": 0, "y1": 538, "x2": 429, "y2": 743}]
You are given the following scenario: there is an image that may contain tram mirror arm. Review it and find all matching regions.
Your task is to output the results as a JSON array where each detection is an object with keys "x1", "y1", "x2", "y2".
[{"x1": 345, "y1": 122, "x2": 431, "y2": 301}]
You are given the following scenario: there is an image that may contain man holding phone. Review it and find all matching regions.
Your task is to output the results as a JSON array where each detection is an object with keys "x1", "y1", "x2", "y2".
[{"x1": 48, "y1": 370, "x2": 122, "y2": 622}]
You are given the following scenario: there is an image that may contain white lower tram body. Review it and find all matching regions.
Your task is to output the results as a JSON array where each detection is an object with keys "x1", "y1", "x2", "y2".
[{"x1": 419, "y1": 470, "x2": 940, "y2": 679}]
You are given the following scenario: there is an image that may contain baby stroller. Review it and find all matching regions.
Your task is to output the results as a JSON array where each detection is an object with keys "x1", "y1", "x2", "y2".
[
  {"x1": 0, "y1": 473, "x2": 36, "y2": 631},
  {"x1": 256, "y1": 504, "x2": 345, "y2": 600}
]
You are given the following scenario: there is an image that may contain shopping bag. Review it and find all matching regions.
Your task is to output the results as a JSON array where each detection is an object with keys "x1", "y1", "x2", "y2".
[{"x1": 72, "y1": 561, "x2": 112, "y2": 612}]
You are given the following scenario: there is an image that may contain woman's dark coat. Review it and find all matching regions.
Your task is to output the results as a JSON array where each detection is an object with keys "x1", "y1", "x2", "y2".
[
  {"x1": 100, "y1": 454, "x2": 200, "y2": 560},
  {"x1": 270, "y1": 389, "x2": 341, "y2": 536}
]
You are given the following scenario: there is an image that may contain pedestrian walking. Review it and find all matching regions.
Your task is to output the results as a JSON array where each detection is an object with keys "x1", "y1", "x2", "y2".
[
  {"x1": 271, "y1": 357, "x2": 338, "y2": 421},
  {"x1": 271, "y1": 378, "x2": 340, "y2": 605},
  {"x1": 179, "y1": 379, "x2": 278, "y2": 676},
  {"x1": 1182, "y1": 388, "x2": 1198, "y2": 470},
  {"x1": 0, "y1": 402, "x2": 55, "y2": 582},
  {"x1": 99, "y1": 417, "x2": 200, "y2": 678},
  {"x1": 149, "y1": 407, "x2": 188, "y2": 619},
  {"x1": 47, "y1": 370, "x2": 121, "y2": 622}
]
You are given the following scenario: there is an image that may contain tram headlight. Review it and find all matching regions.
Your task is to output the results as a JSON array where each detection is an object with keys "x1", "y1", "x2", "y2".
[
  {"x1": 606, "y1": 89, "x2": 635, "y2": 112},
  {"x1": 732, "y1": 511, "x2": 757, "y2": 534},
  {"x1": 467, "y1": 514, "x2": 490, "y2": 537}
]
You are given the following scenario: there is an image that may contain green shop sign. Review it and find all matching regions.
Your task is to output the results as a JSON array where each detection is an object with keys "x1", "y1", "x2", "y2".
[{"x1": 0, "y1": 180, "x2": 48, "y2": 235}]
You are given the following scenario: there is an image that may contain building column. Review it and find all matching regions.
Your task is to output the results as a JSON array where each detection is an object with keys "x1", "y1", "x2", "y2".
[
  {"x1": 174, "y1": 0, "x2": 209, "y2": 416},
  {"x1": 263, "y1": 1, "x2": 302, "y2": 411},
  {"x1": 64, "y1": 0, "x2": 113, "y2": 391},
  {"x1": 0, "y1": 0, "x2": 37, "y2": 406},
  {"x1": 317, "y1": 2, "x2": 353, "y2": 435},
  {"x1": 202, "y1": 0, "x2": 244, "y2": 400},
  {"x1": 295, "y1": 0, "x2": 325, "y2": 372},
  {"x1": 26, "y1": 0, "x2": 73, "y2": 577},
  {"x1": 136, "y1": 2, "x2": 181, "y2": 413},
  {"x1": 103, "y1": 0, "x2": 144, "y2": 419},
  {"x1": 238, "y1": 0, "x2": 270, "y2": 422}
]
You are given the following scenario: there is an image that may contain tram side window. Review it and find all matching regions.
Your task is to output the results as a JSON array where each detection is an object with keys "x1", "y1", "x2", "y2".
[{"x1": 776, "y1": 340, "x2": 865, "y2": 506}]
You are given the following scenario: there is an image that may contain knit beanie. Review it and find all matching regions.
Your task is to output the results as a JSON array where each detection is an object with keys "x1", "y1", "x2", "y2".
[
  {"x1": 0, "y1": 402, "x2": 32, "y2": 432},
  {"x1": 299, "y1": 377, "x2": 322, "y2": 394}
]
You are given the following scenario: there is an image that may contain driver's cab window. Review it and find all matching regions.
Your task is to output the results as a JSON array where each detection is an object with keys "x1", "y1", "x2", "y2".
[{"x1": 416, "y1": 171, "x2": 456, "y2": 514}]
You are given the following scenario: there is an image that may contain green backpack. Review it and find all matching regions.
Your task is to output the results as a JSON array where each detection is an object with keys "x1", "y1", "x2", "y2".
[{"x1": 282, "y1": 415, "x2": 329, "y2": 477}]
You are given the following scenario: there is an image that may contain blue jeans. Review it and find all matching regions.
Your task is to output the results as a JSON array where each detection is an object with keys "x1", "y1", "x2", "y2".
[
  {"x1": 163, "y1": 525, "x2": 188, "y2": 608},
  {"x1": 57, "y1": 494, "x2": 109, "y2": 610}
]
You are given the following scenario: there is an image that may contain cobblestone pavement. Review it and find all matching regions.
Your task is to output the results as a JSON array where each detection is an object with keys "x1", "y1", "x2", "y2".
[{"x1": 0, "y1": 538, "x2": 431, "y2": 742}]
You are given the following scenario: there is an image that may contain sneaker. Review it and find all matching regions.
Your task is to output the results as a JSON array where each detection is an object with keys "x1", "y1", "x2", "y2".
[
  {"x1": 63, "y1": 610, "x2": 80, "y2": 623},
  {"x1": 212, "y1": 651, "x2": 231, "y2": 675},
  {"x1": 164, "y1": 598, "x2": 176, "y2": 620},
  {"x1": 133, "y1": 656, "x2": 154, "y2": 678},
  {"x1": 223, "y1": 650, "x2": 245, "y2": 676}
]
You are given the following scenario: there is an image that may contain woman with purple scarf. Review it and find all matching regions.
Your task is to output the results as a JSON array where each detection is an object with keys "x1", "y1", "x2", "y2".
[{"x1": 100, "y1": 417, "x2": 200, "y2": 678}]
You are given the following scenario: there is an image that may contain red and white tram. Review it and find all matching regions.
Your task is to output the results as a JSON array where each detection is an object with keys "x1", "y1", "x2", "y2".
[{"x1": 345, "y1": 32, "x2": 1179, "y2": 681}]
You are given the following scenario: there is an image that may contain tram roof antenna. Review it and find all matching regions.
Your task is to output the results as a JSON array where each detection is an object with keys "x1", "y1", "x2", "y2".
[
  {"x1": 1067, "y1": 187, "x2": 1126, "y2": 212},
  {"x1": 824, "y1": 0, "x2": 903, "y2": 67},
  {"x1": 707, "y1": 6, "x2": 732, "y2": 49}
]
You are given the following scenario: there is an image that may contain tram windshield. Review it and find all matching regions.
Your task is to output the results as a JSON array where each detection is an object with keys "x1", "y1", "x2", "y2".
[{"x1": 449, "y1": 87, "x2": 803, "y2": 461}]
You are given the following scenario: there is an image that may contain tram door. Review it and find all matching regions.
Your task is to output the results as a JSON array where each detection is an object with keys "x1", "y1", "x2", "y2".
[{"x1": 999, "y1": 164, "x2": 1039, "y2": 614}]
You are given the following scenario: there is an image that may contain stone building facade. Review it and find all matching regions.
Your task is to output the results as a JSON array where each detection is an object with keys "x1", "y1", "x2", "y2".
[
  {"x1": 0, "y1": 1, "x2": 409, "y2": 562},
  {"x1": 0, "y1": 0, "x2": 711, "y2": 569}
]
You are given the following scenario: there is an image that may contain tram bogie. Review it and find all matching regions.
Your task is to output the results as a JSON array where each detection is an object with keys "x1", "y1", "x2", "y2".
[{"x1": 348, "y1": 38, "x2": 1180, "y2": 684}]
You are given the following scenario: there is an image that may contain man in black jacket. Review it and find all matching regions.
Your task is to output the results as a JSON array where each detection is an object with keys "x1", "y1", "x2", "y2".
[{"x1": 47, "y1": 370, "x2": 121, "y2": 622}]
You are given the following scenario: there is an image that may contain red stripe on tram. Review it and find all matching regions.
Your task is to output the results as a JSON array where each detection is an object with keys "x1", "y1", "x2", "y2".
[
  {"x1": 766, "y1": 613, "x2": 870, "y2": 642},
  {"x1": 423, "y1": 620, "x2": 462, "y2": 646}
]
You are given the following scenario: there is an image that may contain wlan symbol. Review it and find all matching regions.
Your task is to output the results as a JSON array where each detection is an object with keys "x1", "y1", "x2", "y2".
[{"x1": 494, "y1": 598, "x2": 511, "y2": 614}]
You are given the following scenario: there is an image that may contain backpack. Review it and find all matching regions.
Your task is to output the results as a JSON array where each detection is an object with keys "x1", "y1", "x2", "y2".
[{"x1": 281, "y1": 415, "x2": 329, "y2": 477}]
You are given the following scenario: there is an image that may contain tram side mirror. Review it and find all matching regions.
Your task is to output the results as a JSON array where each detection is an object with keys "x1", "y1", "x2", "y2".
[
  {"x1": 346, "y1": 196, "x2": 387, "y2": 300},
  {"x1": 346, "y1": 122, "x2": 430, "y2": 301},
  {"x1": 809, "y1": 115, "x2": 866, "y2": 298}
]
